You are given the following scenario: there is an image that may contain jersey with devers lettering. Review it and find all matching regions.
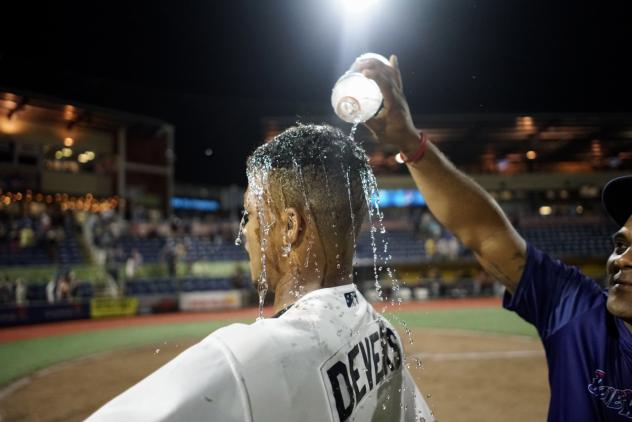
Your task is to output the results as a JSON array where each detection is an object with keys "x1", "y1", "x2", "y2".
[{"x1": 87, "y1": 284, "x2": 434, "y2": 422}]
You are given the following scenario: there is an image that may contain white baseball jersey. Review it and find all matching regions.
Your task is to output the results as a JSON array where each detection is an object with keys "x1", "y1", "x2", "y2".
[{"x1": 87, "y1": 284, "x2": 434, "y2": 421}]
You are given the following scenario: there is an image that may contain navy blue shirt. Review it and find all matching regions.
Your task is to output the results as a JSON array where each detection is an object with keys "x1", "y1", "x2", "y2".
[{"x1": 504, "y1": 243, "x2": 632, "y2": 421}]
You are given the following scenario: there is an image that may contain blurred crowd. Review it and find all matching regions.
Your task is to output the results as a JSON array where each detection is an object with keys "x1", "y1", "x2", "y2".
[
  {"x1": 0, "y1": 269, "x2": 83, "y2": 306},
  {"x1": 0, "y1": 208, "x2": 72, "y2": 261},
  {"x1": 85, "y1": 211, "x2": 241, "y2": 280}
]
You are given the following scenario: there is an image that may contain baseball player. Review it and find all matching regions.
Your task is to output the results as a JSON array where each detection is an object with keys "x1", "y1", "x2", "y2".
[
  {"x1": 357, "y1": 54, "x2": 632, "y2": 420},
  {"x1": 88, "y1": 124, "x2": 434, "y2": 421}
]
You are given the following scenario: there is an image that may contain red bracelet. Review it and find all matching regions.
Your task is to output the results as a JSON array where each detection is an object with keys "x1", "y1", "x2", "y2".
[{"x1": 397, "y1": 132, "x2": 428, "y2": 164}]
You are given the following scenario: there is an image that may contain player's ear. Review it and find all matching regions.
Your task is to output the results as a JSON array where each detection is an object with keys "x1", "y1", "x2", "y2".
[{"x1": 283, "y1": 207, "x2": 302, "y2": 245}]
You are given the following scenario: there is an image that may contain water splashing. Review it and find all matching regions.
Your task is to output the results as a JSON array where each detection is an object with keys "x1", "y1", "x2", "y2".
[
  {"x1": 256, "y1": 280, "x2": 268, "y2": 321},
  {"x1": 246, "y1": 154, "x2": 275, "y2": 320},
  {"x1": 234, "y1": 210, "x2": 248, "y2": 246},
  {"x1": 360, "y1": 164, "x2": 382, "y2": 299},
  {"x1": 358, "y1": 160, "x2": 415, "y2": 347},
  {"x1": 343, "y1": 166, "x2": 357, "y2": 249},
  {"x1": 293, "y1": 157, "x2": 317, "y2": 272},
  {"x1": 349, "y1": 122, "x2": 359, "y2": 140}
]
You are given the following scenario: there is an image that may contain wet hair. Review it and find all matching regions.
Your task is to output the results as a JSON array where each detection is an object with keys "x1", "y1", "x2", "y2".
[{"x1": 246, "y1": 124, "x2": 368, "y2": 250}]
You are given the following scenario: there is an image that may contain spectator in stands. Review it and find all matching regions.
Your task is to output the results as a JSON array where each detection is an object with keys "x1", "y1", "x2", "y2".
[
  {"x1": 435, "y1": 235, "x2": 450, "y2": 259},
  {"x1": 125, "y1": 248, "x2": 143, "y2": 279},
  {"x1": 161, "y1": 238, "x2": 179, "y2": 278},
  {"x1": 46, "y1": 276, "x2": 56, "y2": 303},
  {"x1": 424, "y1": 237, "x2": 436, "y2": 258},
  {"x1": 105, "y1": 247, "x2": 122, "y2": 282},
  {"x1": 473, "y1": 269, "x2": 495, "y2": 297},
  {"x1": 19, "y1": 223, "x2": 35, "y2": 249},
  {"x1": 45, "y1": 226, "x2": 64, "y2": 262},
  {"x1": 0, "y1": 276, "x2": 13, "y2": 304},
  {"x1": 358, "y1": 54, "x2": 632, "y2": 421},
  {"x1": 418, "y1": 210, "x2": 441, "y2": 240},
  {"x1": 39, "y1": 210, "x2": 51, "y2": 232},
  {"x1": 14, "y1": 278, "x2": 26, "y2": 305},
  {"x1": 56, "y1": 272, "x2": 71, "y2": 302},
  {"x1": 68, "y1": 270, "x2": 81, "y2": 300}
]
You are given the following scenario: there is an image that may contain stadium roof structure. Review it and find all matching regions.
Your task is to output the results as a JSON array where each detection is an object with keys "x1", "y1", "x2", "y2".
[
  {"x1": 0, "y1": 89, "x2": 175, "y2": 214},
  {"x1": 263, "y1": 111, "x2": 632, "y2": 173},
  {"x1": 412, "y1": 112, "x2": 632, "y2": 168},
  {"x1": 0, "y1": 90, "x2": 170, "y2": 133}
]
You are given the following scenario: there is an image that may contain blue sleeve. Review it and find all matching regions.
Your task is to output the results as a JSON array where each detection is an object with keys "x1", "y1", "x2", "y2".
[{"x1": 503, "y1": 243, "x2": 604, "y2": 340}]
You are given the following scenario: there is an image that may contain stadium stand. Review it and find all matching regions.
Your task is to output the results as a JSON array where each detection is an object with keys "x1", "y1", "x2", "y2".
[{"x1": 0, "y1": 212, "x2": 83, "y2": 267}]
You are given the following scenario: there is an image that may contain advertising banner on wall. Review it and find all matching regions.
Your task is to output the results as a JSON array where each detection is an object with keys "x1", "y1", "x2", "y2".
[
  {"x1": 179, "y1": 290, "x2": 242, "y2": 312},
  {"x1": 90, "y1": 297, "x2": 139, "y2": 319},
  {"x1": 0, "y1": 302, "x2": 91, "y2": 327}
]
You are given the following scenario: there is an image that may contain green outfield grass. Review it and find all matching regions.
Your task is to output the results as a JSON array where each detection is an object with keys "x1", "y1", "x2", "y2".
[
  {"x1": 0, "y1": 307, "x2": 536, "y2": 387},
  {"x1": 394, "y1": 308, "x2": 538, "y2": 337}
]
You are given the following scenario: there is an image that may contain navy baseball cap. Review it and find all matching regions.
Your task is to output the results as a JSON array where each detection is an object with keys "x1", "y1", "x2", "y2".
[{"x1": 602, "y1": 175, "x2": 632, "y2": 227}]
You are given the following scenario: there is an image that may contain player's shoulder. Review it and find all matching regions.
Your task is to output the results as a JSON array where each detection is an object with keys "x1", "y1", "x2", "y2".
[
  {"x1": 87, "y1": 329, "x2": 249, "y2": 421},
  {"x1": 210, "y1": 317, "x2": 308, "y2": 357}
]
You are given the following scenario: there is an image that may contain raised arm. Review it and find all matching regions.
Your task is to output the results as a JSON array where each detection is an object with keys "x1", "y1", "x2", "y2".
[{"x1": 356, "y1": 55, "x2": 526, "y2": 293}]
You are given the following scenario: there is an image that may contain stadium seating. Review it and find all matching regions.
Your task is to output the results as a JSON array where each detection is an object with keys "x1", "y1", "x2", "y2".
[
  {"x1": 0, "y1": 226, "x2": 83, "y2": 267},
  {"x1": 116, "y1": 235, "x2": 248, "y2": 263},
  {"x1": 125, "y1": 277, "x2": 234, "y2": 296}
]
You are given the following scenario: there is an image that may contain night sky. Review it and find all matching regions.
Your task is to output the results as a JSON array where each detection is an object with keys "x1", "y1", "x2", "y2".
[{"x1": 1, "y1": 0, "x2": 630, "y2": 186}]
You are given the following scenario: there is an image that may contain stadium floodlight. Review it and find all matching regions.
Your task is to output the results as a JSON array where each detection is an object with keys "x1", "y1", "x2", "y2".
[{"x1": 338, "y1": 0, "x2": 380, "y2": 15}]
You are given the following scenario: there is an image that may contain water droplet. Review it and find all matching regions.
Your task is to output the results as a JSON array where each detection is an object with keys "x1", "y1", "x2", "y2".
[
  {"x1": 281, "y1": 243, "x2": 291, "y2": 257},
  {"x1": 256, "y1": 280, "x2": 268, "y2": 320}
]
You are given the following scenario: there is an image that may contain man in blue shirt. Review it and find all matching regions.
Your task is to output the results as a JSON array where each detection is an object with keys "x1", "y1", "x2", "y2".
[{"x1": 356, "y1": 54, "x2": 632, "y2": 420}]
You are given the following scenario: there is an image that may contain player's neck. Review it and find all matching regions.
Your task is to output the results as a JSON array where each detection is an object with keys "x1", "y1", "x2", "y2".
[{"x1": 272, "y1": 259, "x2": 353, "y2": 314}]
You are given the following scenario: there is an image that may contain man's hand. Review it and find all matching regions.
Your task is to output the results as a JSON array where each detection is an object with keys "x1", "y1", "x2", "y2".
[
  {"x1": 357, "y1": 54, "x2": 527, "y2": 293},
  {"x1": 354, "y1": 55, "x2": 420, "y2": 156}
]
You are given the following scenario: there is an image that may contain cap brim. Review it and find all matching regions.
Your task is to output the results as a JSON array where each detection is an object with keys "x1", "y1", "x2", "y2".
[{"x1": 602, "y1": 175, "x2": 632, "y2": 227}]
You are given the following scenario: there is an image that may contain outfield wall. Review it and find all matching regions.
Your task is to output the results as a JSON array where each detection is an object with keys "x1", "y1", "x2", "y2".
[{"x1": 0, "y1": 289, "x2": 246, "y2": 327}]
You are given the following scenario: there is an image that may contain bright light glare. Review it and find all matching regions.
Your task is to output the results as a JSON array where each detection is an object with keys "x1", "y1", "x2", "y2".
[
  {"x1": 539, "y1": 206, "x2": 552, "y2": 216},
  {"x1": 339, "y1": 0, "x2": 379, "y2": 13}
]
